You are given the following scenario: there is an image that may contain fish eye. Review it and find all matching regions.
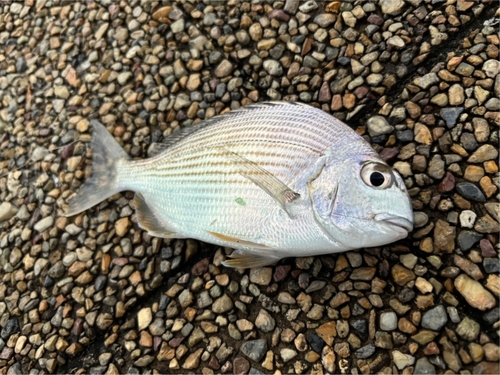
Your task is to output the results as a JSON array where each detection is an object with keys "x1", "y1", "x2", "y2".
[
  {"x1": 370, "y1": 171, "x2": 385, "y2": 187},
  {"x1": 361, "y1": 163, "x2": 393, "y2": 189}
]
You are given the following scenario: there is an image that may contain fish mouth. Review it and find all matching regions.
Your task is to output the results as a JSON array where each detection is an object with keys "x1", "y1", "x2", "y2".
[{"x1": 374, "y1": 213, "x2": 413, "y2": 232}]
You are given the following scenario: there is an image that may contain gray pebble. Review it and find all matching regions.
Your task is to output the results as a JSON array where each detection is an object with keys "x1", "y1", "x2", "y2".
[
  {"x1": 421, "y1": 305, "x2": 448, "y2": 331},
  {"x1": 483, "y1": 258, "x2": 500, "y2": 274},
  {"x1": 456, "y1": 182, "x2": 486, "y2": 202},
  {"x1": 355, "y1": 344, "x2": 376, "y2": 359},
  {"x1": 414, "y1": 357, "x2": 436, "y2": 374},
  {"x1": 457, "y1": 230, "x2": 483, "y2": 251},
  {"x1": 440, "y1": 107, "x2": 464, "y2": 129},
  {"x1": 240, "y1": 339, "x2": 268, "y2": 362}
]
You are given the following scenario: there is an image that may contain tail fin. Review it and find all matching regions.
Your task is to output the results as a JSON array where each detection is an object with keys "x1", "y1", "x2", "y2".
[{"x1": 64, "y1": 120, "x2": 130, "y2": 216}]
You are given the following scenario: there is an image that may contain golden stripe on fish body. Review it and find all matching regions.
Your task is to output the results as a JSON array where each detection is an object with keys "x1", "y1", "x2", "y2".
[{"x1": 64, "y1": 101, "x2": 414, "y2": 269}]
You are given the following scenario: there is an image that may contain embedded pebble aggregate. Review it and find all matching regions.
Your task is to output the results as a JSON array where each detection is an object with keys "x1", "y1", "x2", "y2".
[{"x1": 0, "y1": 0, "x2": 498, "y2": 374}]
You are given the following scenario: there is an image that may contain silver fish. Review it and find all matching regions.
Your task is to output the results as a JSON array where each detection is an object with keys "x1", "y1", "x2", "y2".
[{"x1": 65, "y1": 101, "x2": 413, "y2": 268}]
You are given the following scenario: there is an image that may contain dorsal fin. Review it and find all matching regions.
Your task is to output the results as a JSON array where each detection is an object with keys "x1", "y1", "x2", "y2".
[{"x1": 159, "y1": 101, "x2": 304, "y2": 150}]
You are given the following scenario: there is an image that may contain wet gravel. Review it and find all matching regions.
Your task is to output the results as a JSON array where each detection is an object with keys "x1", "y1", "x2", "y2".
[{"x1": 0, "y1": 0, "x2": 499, "y2": 374}]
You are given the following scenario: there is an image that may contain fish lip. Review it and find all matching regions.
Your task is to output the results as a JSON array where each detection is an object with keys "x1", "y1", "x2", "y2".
[{"x1": 374, "y1": 213, "x2": 413, "y2": 232}]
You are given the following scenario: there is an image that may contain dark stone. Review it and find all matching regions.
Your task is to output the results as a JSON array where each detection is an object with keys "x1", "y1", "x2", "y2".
[
  {"x1": 429, "y1": 355, "x2": 446, "y2": 369},
  {"x1": 303, "y1": 55, "x2": 320, "y2": 69},
  {"x1": 325, "y1": 47, "x2": 339, "y2": 61},
  {"x1": 215, "y1": 83, "x2": 226, "y2": 98},
  {"x1": 483, "y1": 258, "x2": 500, "y2": 274},
  {"x1": 355, "y1": 344, "x2": 376, "y2": 359},
  {"x1": 440, "y1": 107, "x2": 464, "y2": 129},
  {"x1": 421, "y1": 305, "x2": 448, "y2": 330},
  {"x1": 268, "y1": 9, "x2": 290, "y2": 22},
  {"x1": 460, "y1": 132, "x2": 478, "y2": 151},
  {"x1": 273, "y1": 265, "x2": 291, "y2": 282},
  {"x1": 457, "y1": 230, "x2": 483, "y2": 251},
  {"x1": 23, "y1": 299, "x2": 40, "y2": 312},
  {"x1": 380, "y1": 147, "x2": 399, "y2": 162},
  {"x1": 307, "y1": 332, "x2": 325, "y2": 353},
  {"x1": 16, "y1": 56, "x2": 27, "y2": 73},
  {"x1": 414, "y1": 357, "x2": 436, "y2": 374},
  {"x1": 233, "y1": 356, "x2": 250, "y2": 375},
  {"x1": 0, "y1": 319, "x2": 19, "y2": 340},
  {"x1": 352, "y1": 304, "x2": 365, "y2": 316},
  {"x1": 192, "y1": 258, "x2": 209, "y2": 276},
  {"x1": 367, "y1": 13, "x2": 384, "y2": 25},
  {"x1": 43, "y1": 275, "x2": 54, "y2": 287},
  {"x1": 401, "y1": 49, "x2": 416, "y2": 65},
  {"x1": 95, "y1": 275, "x2": 107, "y2": 292},
  {"x1": 399, "y1": 287, "x2": 416, "y2": 303},
  {"x1": 371, "y1": 135, "x2": 388, "y2": 144},
  {"x1": 161, "y1": 246, "x2": 173, "y2": 259},
  {"x1": 248, "y1": 368, "x2": 265, "y2": 375},
  {"x1": 126, "y1": 367, "x2": 140, "y2": 375},
  {"x1": 209, "y1": 356, "x2": 221, "y2": 370},
  {"x1": 480, "y1": 239, "x2": 496, "y2": 257},
  {"x1": 437, "y1": 171, "x2": 455, "y2": 193},
  {"x1": 483, "y1": 308, "x2": 500, "y2": 325},
  {"x1": 72, "y1": 318, "x2": 84, "y2": 336},
  {"x1": 291, "y1": 35, "x2": 305, "y2": 45},
  {"x1": 7, "y1": 362, "x2": 22, "y2": 375},
  {"x1": 330, "y1": 76, "x2": 351, "y2": 94},
  {"x1": 209, "y1": 51, "x2": 223, "y2": 64},
  {"x1": 240, "y1": 339, "x2": 267, "y2": 362},
  {"x1": 396, "y1": 130, "x2": 414, "y2": 142},
  {"x1": 456, "y1": 182, "x2": 486, "y2": 202},
  {"x1": 337, "y1": 57, "x2": 351, "y2": 66},
  {"x1": 89, "y1": 366, "x2": 107, "y2": 374},
  {"x1": 438, "y1": 131, "x2": 453, "y2": 152},
  {"x1": 270, "y1": 44, "x2": 286, "y2": 60},
  {"x1": 350, "y1": 319, "x2": 368, "y2": 341}
]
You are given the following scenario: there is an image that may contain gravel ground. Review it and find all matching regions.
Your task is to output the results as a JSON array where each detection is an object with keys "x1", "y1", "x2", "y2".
[{"x1": 0, "y1": 0, "x2": 499, "y2": 374}]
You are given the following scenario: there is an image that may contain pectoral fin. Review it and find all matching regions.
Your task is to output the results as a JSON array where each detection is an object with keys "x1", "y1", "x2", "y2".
[
  {"x1": 133, "y1": 193, "x2": 181, "y2": 238},
  {"x1": 218, "y1": 148, "x2": 300, "y2": 217},
  {"x1": 222, "y1": 251, "x2": 281, "y2": 269},
  {"x1": 207, "y1": 231, "x2": 271, "y2": 250}
]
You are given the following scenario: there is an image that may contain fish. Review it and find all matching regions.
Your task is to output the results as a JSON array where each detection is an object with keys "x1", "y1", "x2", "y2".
[{"x1": 64, "y1": 101, "x2": 413, "y2": 268}]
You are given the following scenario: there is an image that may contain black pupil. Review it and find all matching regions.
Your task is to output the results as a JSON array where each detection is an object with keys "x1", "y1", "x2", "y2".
[{"x1": 370, "y1": 172, "x2": 385, "y2": 187}]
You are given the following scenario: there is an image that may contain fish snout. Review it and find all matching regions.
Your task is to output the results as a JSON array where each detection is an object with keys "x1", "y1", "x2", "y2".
[{"x1": 374, "y1": 213, "x2": 413, "y2": 233}]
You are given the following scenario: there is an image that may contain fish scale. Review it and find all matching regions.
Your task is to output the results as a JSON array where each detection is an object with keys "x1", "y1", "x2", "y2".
[{"x1": 65, "y1": 101, "x2": 414, "y2": 268}]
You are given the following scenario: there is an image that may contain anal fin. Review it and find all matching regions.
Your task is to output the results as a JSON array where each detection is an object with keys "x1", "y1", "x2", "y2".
[
  {"x1": 222, "y1": 251, "x2": 280, "y2": 269},
  {"x1": 207, "y1": 230, "x2": 270, "y2": 250},
  {"x1": 133, "y1": 193, "x2": 179, "y2": 238}
]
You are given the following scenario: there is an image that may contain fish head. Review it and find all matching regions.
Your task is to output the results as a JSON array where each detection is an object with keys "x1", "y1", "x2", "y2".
[{"x1": 309, "y1": 153, "x2": 414, "y2": 249}]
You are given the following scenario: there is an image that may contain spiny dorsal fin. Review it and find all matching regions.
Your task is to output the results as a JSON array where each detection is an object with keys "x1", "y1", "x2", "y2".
[
  {"x1": 133, "y1": 193, "x2": 179, "y2": 238},
  {"x1": 159, "y1": 101, "x2": 304, "y2": 150}
]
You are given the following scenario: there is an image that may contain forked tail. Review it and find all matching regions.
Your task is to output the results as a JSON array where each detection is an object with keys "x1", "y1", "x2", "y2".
[{"x1": 64, "y1": 120, "x2": 130, "y2": 216}]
